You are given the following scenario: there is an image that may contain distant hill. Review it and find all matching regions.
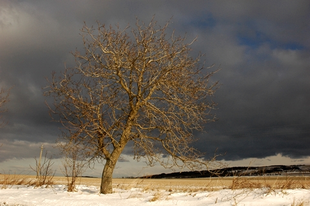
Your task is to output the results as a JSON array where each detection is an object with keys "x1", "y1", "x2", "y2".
[{"x1": 139, "y1": 165, "x2": 310, "y2": 179}]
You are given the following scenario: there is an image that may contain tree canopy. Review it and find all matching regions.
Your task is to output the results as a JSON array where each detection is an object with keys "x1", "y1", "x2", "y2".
[{"x1": 45, "y1": 19, "x2": 218, "y2": 194}]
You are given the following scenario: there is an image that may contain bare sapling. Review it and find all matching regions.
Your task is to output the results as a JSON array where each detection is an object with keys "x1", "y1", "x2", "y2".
[
  {"x1": 30, "y1": 152, "x2": 56, "y2": 187},
  {"x1": 59, "y1": 140, "x2": 87, "y2": 192}
]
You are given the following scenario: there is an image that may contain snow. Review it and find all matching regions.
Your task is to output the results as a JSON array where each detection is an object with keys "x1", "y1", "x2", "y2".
[{"x1": 0, "y1": 184, "x2": 310, "y2": 206}]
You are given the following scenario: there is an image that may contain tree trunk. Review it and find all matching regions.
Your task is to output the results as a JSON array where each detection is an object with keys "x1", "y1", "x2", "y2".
[
  {"x1": 100, "y1": 157, "x2": 117, "y2": 194},
  {"x1": 100, "y1": 129, "x2": 131, "y2": 194}
]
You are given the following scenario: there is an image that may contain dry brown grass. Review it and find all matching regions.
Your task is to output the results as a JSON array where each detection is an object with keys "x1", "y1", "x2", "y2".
[
  {"x1": 0, "y1": 174, "x2": 54, "y2": 188},
  {"x1": 149, "y1": 191, "x2": 165, "y2": 202},
  {"x1": 0, "y1": 174, "x2": 36, "y2": 189},
  {"x1": 229, "y1": 175, "x2": 310, "y2": 191},
  {"x1": 1, "y1": 174, "x2": 310, "y2": 192},
  {"x1": 291, "y1": 198, "x2": 307, "y2": 206},
  {"x1": 114, "y1": 176, "x2": 310, "y2": 193}
]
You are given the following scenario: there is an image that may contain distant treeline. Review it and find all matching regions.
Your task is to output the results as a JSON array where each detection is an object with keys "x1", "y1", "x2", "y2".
[{"x1": 138, "y1": 165, "x2": 310, "y2": 179}]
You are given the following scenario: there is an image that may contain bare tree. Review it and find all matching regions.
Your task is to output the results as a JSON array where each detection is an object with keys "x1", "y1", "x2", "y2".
[{"x1": 45, "y1": 19, "x2": 218, "y2": 194}]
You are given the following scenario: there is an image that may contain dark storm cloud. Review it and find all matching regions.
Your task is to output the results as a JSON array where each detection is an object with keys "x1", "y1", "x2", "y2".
[
  {"x1": 200, "y1": 47, "x2": 310, "y2": 160},
  {"x1": 0, "y1": 0, "x2": 309, "y2": 164},
  {"x1": 0, "y1": 139, "x2": 59, "y2": 162}
]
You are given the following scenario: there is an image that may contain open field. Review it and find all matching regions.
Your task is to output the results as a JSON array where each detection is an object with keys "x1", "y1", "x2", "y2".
[{"x1": 2, "y1": 174, "x2": 310, "y2": 191}]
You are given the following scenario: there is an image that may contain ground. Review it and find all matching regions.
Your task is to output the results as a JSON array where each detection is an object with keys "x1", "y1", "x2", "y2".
[{"x1": 1, "y1": 175, "x2": 310, "y2": 205}]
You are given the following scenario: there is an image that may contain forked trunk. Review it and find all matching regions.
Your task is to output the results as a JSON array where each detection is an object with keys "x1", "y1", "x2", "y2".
[
  {"x1": 100, "y1": 157, "x2": 117, "y2": 194},
  {"x1": 100, "y1": 126, "x2": 132, "y2": 194}
]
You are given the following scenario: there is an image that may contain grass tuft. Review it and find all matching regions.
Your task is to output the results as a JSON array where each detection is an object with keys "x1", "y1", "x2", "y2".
[{"x1": 291, "y1": 198, "x2": 306, "y2": 206}]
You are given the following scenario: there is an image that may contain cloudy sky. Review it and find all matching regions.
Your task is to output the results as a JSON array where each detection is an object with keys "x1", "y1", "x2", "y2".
[{"x1": 0, "y1": 0, "x2": 310, "y2": 177}]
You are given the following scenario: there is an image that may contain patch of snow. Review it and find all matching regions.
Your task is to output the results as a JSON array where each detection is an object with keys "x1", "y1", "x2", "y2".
[{"x1": 0, "y1": 185, "x2": 309, "y2": 206}]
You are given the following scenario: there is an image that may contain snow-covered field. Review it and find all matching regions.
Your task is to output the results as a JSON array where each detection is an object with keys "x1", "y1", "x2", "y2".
[{"x1": 0, "y1": 184, "x2": 310, "y2": 206}]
